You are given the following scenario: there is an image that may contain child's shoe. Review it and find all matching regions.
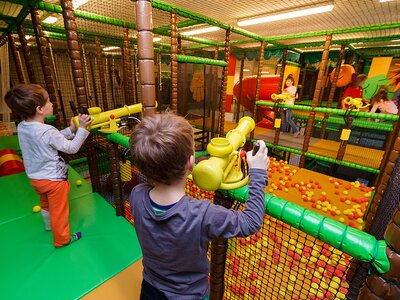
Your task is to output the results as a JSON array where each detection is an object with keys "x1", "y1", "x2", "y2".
[
  {"x1": 70, "y1": 232, "x2": 82, "y2": 243},
  {"x1": 55, "y1": 232, "x2": 82, "y2": 248}
]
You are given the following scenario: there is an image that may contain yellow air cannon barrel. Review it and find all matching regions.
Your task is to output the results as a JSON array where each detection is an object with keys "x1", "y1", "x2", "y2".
[
  {"x1": 73, "y1": 103, "x2": 143, "y2": 133},
  {"x1": 271, "y1": 93, "x2": 291, "y2": 102},
  {"x1": 192, "y1": 116, "x2": 255, "y2": 191},
  {"x1": 343, "y1": 97, "x2": 370, "y2": 111}
]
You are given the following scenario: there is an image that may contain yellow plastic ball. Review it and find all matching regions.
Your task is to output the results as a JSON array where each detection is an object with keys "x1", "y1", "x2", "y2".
[
  {"x1": 33, "y1": 205, "x2": 41, "y2": 213},
  {"x1": 76, "y1": 180, "x2": 82, "y2": 186}
]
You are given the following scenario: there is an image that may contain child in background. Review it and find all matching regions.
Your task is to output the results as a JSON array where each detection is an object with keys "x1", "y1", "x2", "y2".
[
  {"x1": 370, "y1": 88, "x2": 398, "y2": 115},
  {"x1": 129, "y1": 113, "x2": 269, "y2": 300},
  {"x1": 4, "y1": 84, "x2": 92, "y2": 247},
  {"x1": 282, "y1": 74, "x2": 300, "y2": 137},
  {"x1": 341, "y1": 74, "x2": 368, "y2": 109}
]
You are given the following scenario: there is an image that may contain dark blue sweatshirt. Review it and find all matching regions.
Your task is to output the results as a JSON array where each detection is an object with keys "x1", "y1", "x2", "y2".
[{"x1": 129, "y1": 168, "x2": 268, "y2": 299}]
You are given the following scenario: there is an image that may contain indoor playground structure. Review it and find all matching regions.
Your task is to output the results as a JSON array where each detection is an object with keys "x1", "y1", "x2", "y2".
[{"x1": 1, "y1": 0, "x2": 400, "y2": 299}]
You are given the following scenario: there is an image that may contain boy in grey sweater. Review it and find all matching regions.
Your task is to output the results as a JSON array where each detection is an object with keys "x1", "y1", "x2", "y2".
[{"x1": 129, "y1": 113, "x2": 269, "y2": 299}]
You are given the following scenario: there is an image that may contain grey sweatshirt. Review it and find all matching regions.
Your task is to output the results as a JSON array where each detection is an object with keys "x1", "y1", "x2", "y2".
[
  {"x1": 17, "y1": 121, "x2": 89, "y2": 180},
  {"x1": 129, "y1": 168, "x2": 268, "y2": 299}
]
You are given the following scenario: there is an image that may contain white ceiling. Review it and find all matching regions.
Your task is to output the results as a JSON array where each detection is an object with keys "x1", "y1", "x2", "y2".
[{"x1": 1, "y1": 0, "x2": 399, "y2": 54}]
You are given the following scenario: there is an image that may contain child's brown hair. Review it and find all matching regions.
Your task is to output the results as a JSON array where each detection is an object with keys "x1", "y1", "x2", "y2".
[
  {"x1": 349, "y1": 74, "x2": 367, "y2": 88},
  {"x1": 4, "y1": 84, "x2": 48, "y2": 119},
  {"x1": 285, "y1": 74, "x2": 294, "y2": 84},
  {"x1": 130, "y1": 113, "x2": 194, "y2": 185},
  {"x1": 372, "y1": 87, "x2": 389, "y2": 105}
]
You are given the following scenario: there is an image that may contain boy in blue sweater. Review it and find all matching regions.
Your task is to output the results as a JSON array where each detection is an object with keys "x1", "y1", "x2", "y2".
[{"x1": 129, "y1": 113, "x2": 269, "y2": 299}]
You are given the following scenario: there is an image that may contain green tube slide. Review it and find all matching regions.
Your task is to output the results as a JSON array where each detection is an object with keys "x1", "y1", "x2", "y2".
[{"x1": 222, "y1": 186, "x2": 390, "y2": 274}]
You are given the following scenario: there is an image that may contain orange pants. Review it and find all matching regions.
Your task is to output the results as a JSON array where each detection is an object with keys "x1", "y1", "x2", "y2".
[{"x1": 30, "y1": 179, "x2": 71, "y2": 247}]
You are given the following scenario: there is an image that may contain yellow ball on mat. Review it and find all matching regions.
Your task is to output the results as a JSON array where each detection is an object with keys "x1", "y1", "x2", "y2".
[{"x1": 32, "y1": 205, "x2": 41, "y2": 213}]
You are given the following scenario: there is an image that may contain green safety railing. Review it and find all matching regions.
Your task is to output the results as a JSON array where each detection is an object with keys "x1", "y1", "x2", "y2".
[
  {"x1": 294, "y1": 114, "x2": 394, "y2": 132},
  {"x1": 256, "y1": 101, "x2": 399, "y2": 121},
  {"x1": 259, "y1": 141, "x2": 380, "y2": 174},
  {"x1": 177, "y1": 54, "x2": 227, "y2": 66},
  {"x1": 221, "y1": 186, "x2": 390, "y2": 274}
]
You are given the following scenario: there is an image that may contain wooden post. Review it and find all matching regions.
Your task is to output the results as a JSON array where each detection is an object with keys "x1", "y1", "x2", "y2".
[
  {"x1": 60, "y1": 0, "x2": 88, "y2": 109},
  {"x1": 218, "y1": 27, "x2": 232, "y2": 136},
  {"x1": 299, "y1": 34, "x2": 332, "y2": 167},
  {"x1": 299, "y1": 68, "x2": 307, "y2": 101},
  {"x1": 278, "y1": 48, "x2": 288, "y2": 94},
  {"x1": 210, "y1": 193, "x2": 234, "y2": 300},
  {"x1": 250, "y1": 41, "x2": 265, "y2": 141},
  {"x1": 60, "y1": 0, "x2": 101, "y2": 193},
  {"x1": 273, "y1": 48, "x2": 288, "y2": 146},
  {"x1": 320, "y1": 44, "x2": 346, "y2": 138},
  {"x1": 235, "y1": 55, "x2": 245, "y2": 123},
  {"x1": 108, "y1": 142, "x2": 124, "y2": 216},
  {"x1": 123, "y1": 26, "x2": 134, "y2": 105},
  {"x1": 16, "y1": 23, "x2": 36, "y2": 83},
  {"x1": 30, "y1": 7, "x2": 61, "y2": 128},
  {"x1": 95, "y1": 36, "x2": 108, "y2": 111},
  {"x1": 170, "y1": 9, "x2": 178, "y2": 114},
  {"x1": 136, "y1": 0, "x2": 156, "y2": 116},
  {"x1": 177, "y1": 34, "x2": 187, "y2": 116},
  {"x1": 365, "y1": 114, "x2": 400, "y2": 232},
  {"x1": 88, "y1": 54, "x2": 99, "y2": 107},
  {"x1": 356, "y1": 159, "x2": 400, "y2": 299},
  {"x1": 211, "y1": 48, "x2": 219, "y2": 137},
  {"x1": 7, "y1": 32, "x2": 25, "y2": 84}
]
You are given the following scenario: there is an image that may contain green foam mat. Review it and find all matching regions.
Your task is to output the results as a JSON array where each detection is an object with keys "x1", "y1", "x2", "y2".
[
  {"x1": 0, "y1": 174, "x2": 142, "y2": 299},
  {"x1": 0, "y1": 135, "x2": 20, "y2": 151},
  {"x1": 0, "y1": 167, "x2": 92, "y2": 225}
]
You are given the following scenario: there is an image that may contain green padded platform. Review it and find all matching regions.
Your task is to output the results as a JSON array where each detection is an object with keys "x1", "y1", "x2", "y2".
[
  {"x1": 0, "y1": 167, "x2": 92, "y2": 225},
  {"x1": 0, "y1": 168, "x2": 142, "y2": 299},
  {"x1": 0, "y1": 135, "x2": 20, "y2": 151}
]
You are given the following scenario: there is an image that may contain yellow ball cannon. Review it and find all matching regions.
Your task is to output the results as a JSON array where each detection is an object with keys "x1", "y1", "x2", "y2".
[
  {"x1": 73, "y1": 104, "x2": 143, "y2": 133},
  {"x1": 192, "y1": 116, "x2": 255, "y2": 191},
  {"x1": 343, "y1": 97, "x2": 370, "y2": 111},
  {"x1": 271, "y1": 93, "x2": 291, "y2": 102}
]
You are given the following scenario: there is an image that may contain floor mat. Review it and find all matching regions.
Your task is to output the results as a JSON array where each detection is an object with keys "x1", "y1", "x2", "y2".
[{"x1": 0, "y1": 170, "x2": 141, "y2": 299}]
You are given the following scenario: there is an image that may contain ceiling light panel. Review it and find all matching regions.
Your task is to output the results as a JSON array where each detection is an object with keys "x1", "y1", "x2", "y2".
[{"x1": 238, "y1": 2, "x2": 334, "y2": 26}]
